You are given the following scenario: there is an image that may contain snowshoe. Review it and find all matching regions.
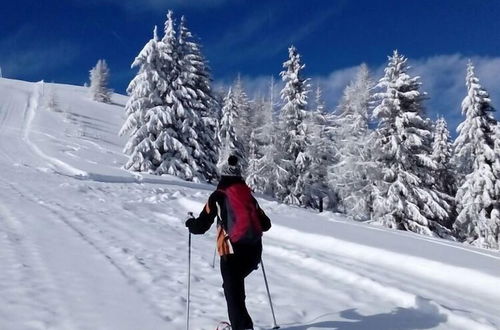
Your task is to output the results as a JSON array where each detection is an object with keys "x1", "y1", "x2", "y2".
[{"x1": 216, "y1": 321, "x2": 231, "y2": 330}]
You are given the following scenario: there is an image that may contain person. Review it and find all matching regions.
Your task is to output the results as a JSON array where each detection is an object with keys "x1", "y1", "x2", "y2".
[{"x1": 185, "y1": 155, "x2": 272, "y2": 330}]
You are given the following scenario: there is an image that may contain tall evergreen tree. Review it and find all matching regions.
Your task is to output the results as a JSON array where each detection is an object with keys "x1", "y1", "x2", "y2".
[
  {"x1": 431, "y1": 116, "x2": 457, "y2": 228},
  {"x1": 218, "y1": 88, "x2": 246, "y2": 169},
  {"x1": 494, "y1": 124, "x2": 500, "y2": 243},
  {"x1": 245, "y1": 96, "x2": 265, "y2": 191},
  {"x1": 371, "y1": 51, "x2": 451, "y2": 237},
  {"x1": 330, "y1": 64, "x2": 375, "y2": 219},
  {"x1": 89, "y1": 59, "x2": 112, "y2": 103},
  {"x1": 144, "y1": 11, "x2": 202, "y2": 180},
  {"x1": 232, "y1": 75, "x2": 252, "y2": 158},
  {"x1": 495, "y1": 122, "x2": 500, "y2": 189},
  {"x1": 248, "y1": 96, "x2": 267, "y2": 141},
  {"x1": 431, "y1": 116, "x2": 457, "y2": 229},
  {"x1": 246, "y1": 129, "x2": 263, "y2": 191},
  {"x1": 306, "y1": 85, "x2": 334, "y2": 211},
  {"x1": 211, "y1": 88, "x2": 225, "y2": 171},
  {"x1": 119, "y1": 26, "x2": 167, "y2": 172},
  {"x1": 432, "y1": 117, "x2": 456, "y2": 195},
  {"x1": 454, "y1": 62, "x2": 500, "y2": 249},
  {"x1": 175, "y1": 15, "x2": 219, "y2": 181},
  {"x1": 492, "y1": 123, "x2": 500, "y2": 246},
  {"x1": 120, "y1": 11, "x2": 218, "y2": 182},
  {"x1": 453, "y1": 63, "x2": 496, "y2": 184},
  {"x1": 276, "y1": 46, "x2": 310, "y2": 205},
  {"x1": 253, "y1": 77, "x2": 280, "y2": 195}
]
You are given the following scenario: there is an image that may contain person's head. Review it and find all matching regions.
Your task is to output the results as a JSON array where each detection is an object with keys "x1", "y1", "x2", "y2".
[{"x1": 220, "y1": 155, "x2": 242, "y2": 177}]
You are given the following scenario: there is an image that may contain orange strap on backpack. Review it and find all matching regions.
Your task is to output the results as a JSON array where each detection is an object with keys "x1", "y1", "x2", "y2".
[{"x1": 216, "y1": 225, "x2": 234, "y2": 257}]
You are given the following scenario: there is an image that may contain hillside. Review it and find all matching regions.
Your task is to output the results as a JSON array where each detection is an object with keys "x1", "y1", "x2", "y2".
[{"x1": 0, "y1": 78, "x2": 499, "y2": 330}]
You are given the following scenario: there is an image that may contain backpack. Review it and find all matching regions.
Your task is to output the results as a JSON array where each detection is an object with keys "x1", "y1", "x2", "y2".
[{"x1": 218, "y1": 183, "x2": 262, "y2": 244}]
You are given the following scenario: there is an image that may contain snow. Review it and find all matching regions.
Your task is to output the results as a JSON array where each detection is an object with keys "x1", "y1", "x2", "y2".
[{"x1": 0, "y1": 77, "x2": 499, "y2": 330}]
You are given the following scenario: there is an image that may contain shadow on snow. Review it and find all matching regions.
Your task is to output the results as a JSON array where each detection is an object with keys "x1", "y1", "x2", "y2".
[{"x1": 278, "y1": 297, "x2": 447, "y2": 330}]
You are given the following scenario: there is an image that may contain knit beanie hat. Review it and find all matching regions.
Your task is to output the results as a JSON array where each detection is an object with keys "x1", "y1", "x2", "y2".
[{"x1": 220, "y1": 155, "x2": 242, "y2": 177}]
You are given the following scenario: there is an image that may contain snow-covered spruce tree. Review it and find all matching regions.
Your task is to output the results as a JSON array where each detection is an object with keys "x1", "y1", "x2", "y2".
[
  {"x1": 431, "y1": 116, "x2": 458, "y2": 227},
  {"x1": 119, "y1": 26, "x2": 167, "y2": 172},
  {"x1": 432, "y1": 117, "x2": 456, "y2": 196},
  {"x1": 250, "y1": 77, "x2": 280, "y2": 195},
  {"x1": 276, "y1": 46, "x2": 311, "y2": 206},
  {"x1": 453, "y1": 61, "x2": 500, "y2": 249},
  {"x1": 494, "y1": 124, "x2": 500, "y2": 239},
  {"x1": 495, "y1": 122, "x2": 500, "y2": 187},
  {"x1": 248, "y1": 96, "x2": 266, "y2": 140},
  {"x1": 306, "y1": 85, "x2": 334, "y2": 211},
  {"x1": 211, "y1": 88, "x2": 225, "y2": 171},
  {"x1": 246, "y1": 129, "x2": 263, "y2": 191},
  {"x1": 121, "y1": 11, "x2": 218, "y2": 182},
  {"x1": 175, "y1": 15, "x2": 219, "y2": 181},
  {"x1": 218, "y1": 88, "x2": 246, "y2": 170},
  {"x1": 89, "y1": 59, "x2": 112, "y2": 103},
  {"x1": 245, "y1": 96, "x2": 265, "y2": 191},
  {"x1": 492, "y1": 123, "x2": 500, "y2": 245},
  {"x1": 453, "y1": 63, "x2": 497, "y2": 185},
  {"x1": 232, "y1": 75, "x2": 252, "y2": 158},
  {"x1": 143, "y1": 11, "x2": 201, "y2": 180},
  {"x1": 371, "y1": 51, "x2": 451, "y2": 237},
  {"x1": 330, "y1": 64, "x2": 375, "y2": 219}
]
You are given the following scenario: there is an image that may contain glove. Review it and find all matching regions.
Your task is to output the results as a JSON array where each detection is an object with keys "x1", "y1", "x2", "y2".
[{"x1": 185, "y1": 217, "x2": 196, "y2": 229}]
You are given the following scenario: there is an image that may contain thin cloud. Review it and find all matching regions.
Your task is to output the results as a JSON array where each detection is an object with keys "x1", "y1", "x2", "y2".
[
  {"x1": 211, "y1": 2, "x2": 346, "y2": 68},
  {"x1": 265, "y1": 3, "x2": 346, "y2": 58},
  {"x1": 213, "y1": 9, "x2": 276, "y2": 52}
]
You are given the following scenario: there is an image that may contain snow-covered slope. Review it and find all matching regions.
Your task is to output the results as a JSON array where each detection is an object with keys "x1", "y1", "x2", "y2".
[{"x1": 0, "y1": 78, "x2": 499, "y2": 330}]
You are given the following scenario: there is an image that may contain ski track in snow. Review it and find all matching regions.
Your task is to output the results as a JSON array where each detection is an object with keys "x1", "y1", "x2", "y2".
[
  {"x1": 0, "y1": 197, "x2": 72, "y2": 330},
  {"x1": 22, "y1": 82, "x2": 89, "y2": 178},
  {"x1": 0, "y1": 79, "x2": 499, "y2": 330},
  {"x1": 263, "y1": 241, "x2": 495, "y2": 330},
  {"x1": 334, "y1": 217, "x2": 500, "y2": 261},
  {"x1": 0, "y1": 91, "x2": 20, "y2": 164}
]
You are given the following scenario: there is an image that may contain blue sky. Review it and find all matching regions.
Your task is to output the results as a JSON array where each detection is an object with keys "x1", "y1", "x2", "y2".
[{"x1": 1, "y1": 0, "x2": 500, "y2": 133}]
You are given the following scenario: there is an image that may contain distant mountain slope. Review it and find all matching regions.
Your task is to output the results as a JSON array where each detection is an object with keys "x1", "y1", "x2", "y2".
[{"x1": 0, "y1": 78, "x2": 499, "y2": 330}]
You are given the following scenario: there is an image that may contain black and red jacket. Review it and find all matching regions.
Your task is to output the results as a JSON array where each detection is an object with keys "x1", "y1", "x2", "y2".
[{"x1": 188, "y1": 176, "x2": 271, "y2": 243}]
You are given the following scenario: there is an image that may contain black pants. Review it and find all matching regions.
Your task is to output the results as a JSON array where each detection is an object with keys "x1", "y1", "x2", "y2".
[{"x1": 220, "y1": 241, "x2": 262, "y2": 330}]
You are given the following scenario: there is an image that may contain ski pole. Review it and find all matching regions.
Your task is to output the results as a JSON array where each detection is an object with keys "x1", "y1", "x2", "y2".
[
  {"x1": 211, "y1": 223, "x2": 219, "y2": 268},
  {"x1": 261, "y1": 258, "x2": 279, "y2": 329},
  {"x1": 211, "y1": 247, "x2": 217, "y2": 268},
  {"x1": 186, "y1": 212, "x2": 194, "y2": 330}
]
